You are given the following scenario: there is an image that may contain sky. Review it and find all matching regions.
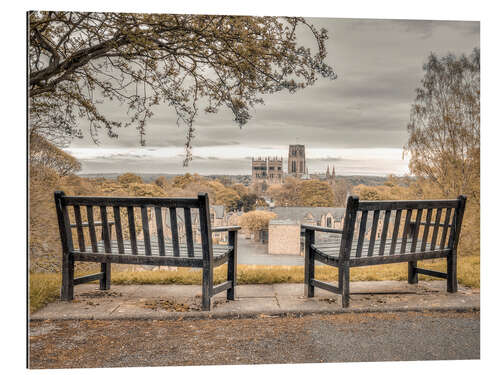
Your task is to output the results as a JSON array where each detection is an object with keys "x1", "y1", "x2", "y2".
[{"x1": 65, "y1": 17, "x2": 479, "y2": 176}]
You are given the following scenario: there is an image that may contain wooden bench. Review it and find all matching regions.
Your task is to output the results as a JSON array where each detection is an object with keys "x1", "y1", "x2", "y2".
[
  {"x1": 302, "y1": 195, "x2": 467, "y2": 308},
  {"x1": 54, "y1": 191, "x2": 240, "y2": 311}
]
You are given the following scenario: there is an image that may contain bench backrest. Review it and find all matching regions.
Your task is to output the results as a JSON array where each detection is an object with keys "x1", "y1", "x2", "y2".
[
  {"x1": 54, "y1": 191, "x2": 214, "y2": 261},
  {"x1": 338, "y1": 195, "x2": 467, "y2": 261}
]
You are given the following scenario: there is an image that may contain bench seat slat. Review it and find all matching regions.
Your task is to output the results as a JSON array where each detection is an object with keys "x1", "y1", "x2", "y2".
[{"x1": 312, "y1": 238, "x2": 450, "y2": 260}]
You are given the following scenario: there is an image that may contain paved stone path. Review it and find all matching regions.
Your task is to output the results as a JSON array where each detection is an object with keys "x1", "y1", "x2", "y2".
[
  {"x1": 237, "y1": 237, "x2": 304, "y2": 265},
  {"x1": 30, "y1": 280, "x2": 479, "y2": 321}
]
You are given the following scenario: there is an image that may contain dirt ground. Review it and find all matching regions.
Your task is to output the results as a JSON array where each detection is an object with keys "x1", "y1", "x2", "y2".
[{"x1": 29, "y1": 311, "x2": 480, "y2": 369}]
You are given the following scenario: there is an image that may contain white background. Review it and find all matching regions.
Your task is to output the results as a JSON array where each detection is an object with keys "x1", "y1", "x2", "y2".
[{"x1": 3, "y1": 1, "x2": 497, "y2": 374}]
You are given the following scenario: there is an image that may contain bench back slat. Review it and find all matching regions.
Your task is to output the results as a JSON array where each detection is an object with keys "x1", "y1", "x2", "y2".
[
  {"x1": 355, "y1": 210, "x2": 368, "y2": 258},
  {"x1": 410, "y1": 208, "x2": 423, "y2": 253},
  {"x1": 367, "y1": 210, "x2": 379, "y2": 257},
  {"x1": 170, "y1": 208, "x2": 180, "y2": 257},
  {"x1": 62, "y1": 196, "x2": 201, "y2": 208},
  {"x1": 378, "y1": 210, "x2": 391, "y2": 256},
  {"x1": 357, "y1": 199, "x2": 459, "y2": 211},
  {"x1": 420, "y1": 208, "x2": 433, "y2": 252},
  {"x1": 141, "y1": 206, "x2": 152, "y2": 256},
  {"x1": 184, "y1": 208, "x2": 195, "y2": 257},
  {"x1": 430, "y1": 208, "x2": 443, "y2": 250},
  {"x1": 86, "y1": 205, "x2": 98, "y2": 253},
  {"x1": 440, "y1": 208, "x2": 453, "y2": 250},
  {"x1": 100, "y1": 206, "x2": 112, "y2": 254},
  {"x1": 127, "y1": 207, "x2": 138, "y2": 255},
  {"x1": 56, "y1": 191, "x2": 214, "y2": 261},
  {"x1": 155, "y1": 207, "x2": 165, "y2": 256},
  {"x1": 337, "y1": 196, "x2": 465, "y2": 262},
  {"x1": 73, "y1": 205, "x2": 86, "y2": 253},
  {"x1": 113, "y1": 206, "x2": 125, "y2": 254},
  {"x1": 389, "y1": 209, "x2": 402, "y2": 255},
  {"x1": 400, "y1": 209, "x2": 413, "y2": 254}
]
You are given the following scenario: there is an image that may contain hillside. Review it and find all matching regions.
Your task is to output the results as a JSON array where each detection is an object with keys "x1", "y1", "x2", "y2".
[{"x1": 77, "y1": 173, "x2": 399, "y2": 187}]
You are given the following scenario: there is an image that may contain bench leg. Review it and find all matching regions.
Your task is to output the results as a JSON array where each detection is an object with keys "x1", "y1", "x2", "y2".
[
  {"x1": 100, "y1": 262, "x2": 111, "y2": 290},
  {"x1": 61, "y1": 254, "x2": 74, "y2": 301},
  {"x1": 227, "y1": 232, "x2": 237, "y2": 300},
  {"x1": 447, "y1": 252, "x2": 458, "y2": 293},
  {"x1": 304, "y1": 230, "x2": 315, "y2": 297},
  {"x1": 340, "y1": 264, "x2": 350, "y2": 308},
  {"x1": 202, "y1": 263, "x2": 212, "y2": 311},
  {"x1": 408, "y1": 261, "x2": 418, "y2": 284}
]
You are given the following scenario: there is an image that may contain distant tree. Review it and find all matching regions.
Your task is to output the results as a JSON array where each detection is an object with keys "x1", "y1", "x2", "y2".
[
  {"x1": 352, "y1": 184, "x2": 395, "y2": 201},
  {"x1": 298, "y1": 180, "x2": 334, "y2": 207},
  {"x1": 404, "y1": 48, "x2": 480, "y2": 203},
  {"x1": 171, "y1": 173, "x2": 199, "y2": 188},
  {"x1": 238, "y1": 193, "x2": 259, "y2": 212},
  {"x1": 29, "y1": 133, "x2": 81, "y2": 176},
  {"x1": 267, "y1": 177, "x2": 301, "y2": 206},
  {"x1": 126, "y1": 182, "x2": 167, "y2": 197},
  {"x1": 331, "y1": 179, "x2": 351, "y2": 207},
  {"x1": 232, "y1": 183, "x2": 249, "y2": 197},
  {"x1": 117, "y1": 172, "x2": 143, "y2": 185},
  {"x1": 403, "y1": 49, "x2": 480, "y2": 257},
  {"x1": 238, "y1": 210, "x2": 277, "y2": 232},
  {"x1": 29, "y1": 12, "x2": 336, "y2": 161},
  {"x1": 215, "y1": 188, "x2": 240, "y2": 212},
  {"x1": 217, "y1": 176, "x2": 233, "y2": 187},
  {"x1": 154, "y1": 176, "x2": 169, "y2": 189}
]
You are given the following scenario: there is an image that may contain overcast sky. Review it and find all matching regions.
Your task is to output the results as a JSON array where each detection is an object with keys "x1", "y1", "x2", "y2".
[{"x1": 66, "y1": 17, "x2": 479, "y2": 176}]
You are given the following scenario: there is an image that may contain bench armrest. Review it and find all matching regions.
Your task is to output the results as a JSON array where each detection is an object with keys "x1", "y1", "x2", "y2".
[
  {"x1": 301, "y1": 224, "x2": 343, "y2": 234},
  {"x1": 70, "y1": 221, "x2": 115, "y2": 228},
  {"x1": 212, "y1": 226, "x2": 241, "y2": 233}
]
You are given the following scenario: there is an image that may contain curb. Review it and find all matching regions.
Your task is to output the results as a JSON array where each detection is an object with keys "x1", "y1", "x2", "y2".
[{"x1": 29, "y1": 304, "x2": 480, "y2": 322}]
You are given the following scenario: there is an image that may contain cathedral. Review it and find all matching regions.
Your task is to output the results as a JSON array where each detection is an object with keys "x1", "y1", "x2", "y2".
[
  {"x1": 251, "y1": 145, "x2": 335, "y2": 191},
  {"x1": 251, "y1": 156, "x2": 284, "y2": 185}
]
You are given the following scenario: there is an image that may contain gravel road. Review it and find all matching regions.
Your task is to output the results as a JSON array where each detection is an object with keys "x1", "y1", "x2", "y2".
[{"x1": 29, "y1": 311, "x2": 479, "y2": 368}]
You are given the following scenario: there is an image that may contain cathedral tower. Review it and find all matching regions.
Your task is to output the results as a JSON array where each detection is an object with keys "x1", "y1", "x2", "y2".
[{"x1": 288, "y1": 144, "x2": 306, "y2": 177}]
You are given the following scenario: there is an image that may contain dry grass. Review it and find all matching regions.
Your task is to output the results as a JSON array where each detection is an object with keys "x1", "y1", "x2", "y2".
[
  {"x1": 29, "y1": 256, "x2": 479, "y2": 314},
  {"x1": 29, "y1": 273, "x2": 61, "y2": 314}
]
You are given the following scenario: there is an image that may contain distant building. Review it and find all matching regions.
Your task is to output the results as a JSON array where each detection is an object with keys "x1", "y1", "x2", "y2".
[
  {"x1": 288, "y1": 144, "x2": 306, "y2": 177},
  {"x1": 258, "y1": 206, "x2": 346, "y2": 255},
  {"x1": 268, "y1": 219, "x2": 301, "y2": 255},
  {"x1": 259, "y1": 206, "x2": 396, "y2": 255},
  {"x1": 309, "y1": 164, "x2": 336, "y2": 185},
  {"x1": 325, "y1": 164, "x2": 336, "y2": 185},
  {"x1": 251, "y1": 156, "x2": 283, "y2": 192}
]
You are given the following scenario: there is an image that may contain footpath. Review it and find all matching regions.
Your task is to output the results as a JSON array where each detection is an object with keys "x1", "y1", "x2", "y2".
[{"x1": 30, "y1": 280, "x2": 479, "y2": 321}]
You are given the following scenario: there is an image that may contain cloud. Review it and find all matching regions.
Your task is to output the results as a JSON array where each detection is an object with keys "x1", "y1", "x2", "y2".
[
  {"x1": 313, "y1": 156, "x2": 345, "y2": 162},
  {"x1": 66, "y1": 17, "x2": 478, "y2": 175}
]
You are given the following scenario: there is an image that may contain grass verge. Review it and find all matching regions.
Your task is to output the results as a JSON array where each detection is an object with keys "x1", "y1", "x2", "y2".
[{"x1": 29, "y1": 256, "x2": 479, "y2": 314}]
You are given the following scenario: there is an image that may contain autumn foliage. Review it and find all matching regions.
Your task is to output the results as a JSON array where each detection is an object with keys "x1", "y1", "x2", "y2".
[
  {"x1": 29, "y1": 144, "x2": 262, "y2": 272},
  {"x1": 29, "y1": 12, "x2": 336, "y2": 160},
  {"x1": 238, "y1": 211, "x2": 277, "y2": 232},
  {"x1": 267, "y1": 177, "x2": 336, "y2": 207}
]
